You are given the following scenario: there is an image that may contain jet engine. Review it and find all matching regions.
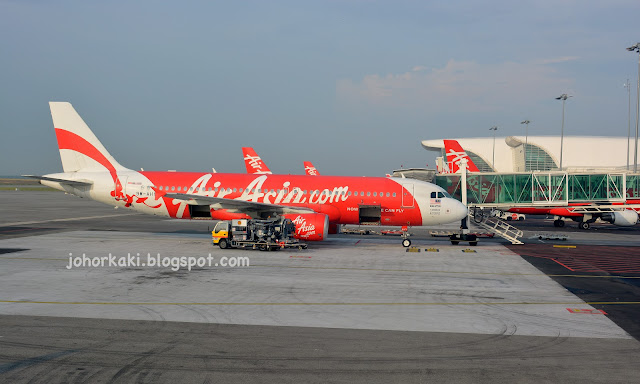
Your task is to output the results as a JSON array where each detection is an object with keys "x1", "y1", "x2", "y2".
[
  {"x1": 600, "y1": 210, "x2": 639, "y2": 226},
  {"x1": 282, "y1": 213, "x2": 329, "y2": 241}
]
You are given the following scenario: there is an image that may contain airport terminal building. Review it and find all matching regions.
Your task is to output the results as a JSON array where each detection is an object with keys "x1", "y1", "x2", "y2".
[{"x1": 422, "y1": 136, "x2": 635, "y2": 173}]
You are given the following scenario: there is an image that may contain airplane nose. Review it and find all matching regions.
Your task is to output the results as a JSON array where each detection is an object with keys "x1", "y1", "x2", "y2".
[{"x1": 452, "y1": 200, "x2": 468, "y2": 221}]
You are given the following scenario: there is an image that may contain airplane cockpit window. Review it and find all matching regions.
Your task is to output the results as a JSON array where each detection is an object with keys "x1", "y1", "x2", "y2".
[{"x1": 431, "y1": 192, "x2": 437, "y2": 198}]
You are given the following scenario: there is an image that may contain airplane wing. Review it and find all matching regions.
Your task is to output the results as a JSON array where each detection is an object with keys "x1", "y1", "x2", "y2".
[
  {"x1": 164, "y1": 193, "x2": 313, "y2": 217},
  {"x1": 22, "y1": 175, "x2": 93, "y2": 186}
]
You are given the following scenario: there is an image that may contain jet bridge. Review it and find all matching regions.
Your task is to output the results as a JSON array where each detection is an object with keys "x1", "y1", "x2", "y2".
[{"x1": 434, "y1": 172, "x2": 640, "y2": 207}]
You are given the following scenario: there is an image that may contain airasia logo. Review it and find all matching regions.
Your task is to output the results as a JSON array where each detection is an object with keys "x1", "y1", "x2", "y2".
[
  {"x1": 305, "y1": 165, "x2": 318, "y2": 175},
  {"x1": 292, "y1": 215, "x2": 316, "y2": 237},
  {"x1": 446, "y1": 149, "x2": 471, "y2": 173},
  {"x1": 244, "y1": 154, "x2": 270, "y2": 174}
]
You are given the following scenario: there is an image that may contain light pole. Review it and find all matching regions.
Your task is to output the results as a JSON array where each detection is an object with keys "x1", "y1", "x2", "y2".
[
  {"x1": 627, "y1": 43, "x2": 640, "y2": 173},
  {"x1": 489, "y1": 126, "x2": 498, "y2": 171},
  {"x1": 625, "y1": 79, "x2": 631, "y2": 170},
  {"x1": 555, "y1": 94, "x2": 572, "y2": 171},
  {"x1": 520, "y1": 120, "x2": 530, "y2": 171}
]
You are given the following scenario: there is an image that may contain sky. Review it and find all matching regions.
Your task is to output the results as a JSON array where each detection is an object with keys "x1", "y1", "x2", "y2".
[{"x1": 1, "y1": 0, "x2": 640, "y2": 176}]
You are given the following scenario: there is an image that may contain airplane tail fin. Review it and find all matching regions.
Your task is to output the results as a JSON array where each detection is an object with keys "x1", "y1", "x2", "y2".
[
  {"x1": 242, "y1": 147, "x2": 272, "y2": 174},
  {"x1": 443, "y1": 140, "x2": 480, "y2": 173},
  {"x1": 49, "y1": 102, "x2": 128, "y2": 173},
  {"x1": 303, "y1": 161, "x2": 320, "y2": 176}
]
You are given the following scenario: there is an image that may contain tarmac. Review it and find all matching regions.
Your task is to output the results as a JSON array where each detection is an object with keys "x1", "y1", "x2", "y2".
[{"x1": 1, "y1": 190, "x2": 640, "y2": 383}]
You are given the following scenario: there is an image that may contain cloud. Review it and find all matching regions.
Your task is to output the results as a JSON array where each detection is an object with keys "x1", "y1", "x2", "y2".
[
  {"x1": 535, "y1": 56, "x2": 580, "y2": 65},
  {"x1": 336, "y1": 59, "x2": 574, "y2": 113}
]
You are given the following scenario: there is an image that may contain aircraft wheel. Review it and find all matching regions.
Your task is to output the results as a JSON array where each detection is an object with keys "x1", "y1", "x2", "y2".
[
  {"x1": 554, "y1": 220, "x2": 565, "y2": 228},
  {"x1": 402, "y1": 239, "x2": 411, "y2": 247},
  {"x1": 451, "y1": 241, "x2": 459, "y2": 245},
  {"x1": 579, "y1": 221, "x2": 590, "y2": 230},
  {"x1": 469, "y1": 241, "x2": 478, "y2": 246},
  {"x1": 218, "y1": 239, "x2": 228, "y2": 249}
]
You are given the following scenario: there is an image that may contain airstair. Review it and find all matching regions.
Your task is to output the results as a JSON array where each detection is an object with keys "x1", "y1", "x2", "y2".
[{"x1": 468, "y1": 207, "x2": 524, "y2": 245}]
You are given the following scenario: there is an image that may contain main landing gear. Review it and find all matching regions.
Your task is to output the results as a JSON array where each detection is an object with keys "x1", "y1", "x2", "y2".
[
  {"x1": 579, "y1": 221, "x2": 590, "y2": 230},
  {"x1": 553, "y1": 219, "x2": 565, "y2": 228}
]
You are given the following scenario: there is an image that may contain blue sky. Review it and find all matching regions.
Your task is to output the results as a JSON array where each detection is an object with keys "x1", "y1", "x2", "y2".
[{"x1": 1, "y1": 0, "x2": 639, "y2": 176}]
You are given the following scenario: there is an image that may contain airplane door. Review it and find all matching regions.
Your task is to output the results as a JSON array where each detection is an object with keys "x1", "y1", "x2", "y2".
[{"x1": 402, "y1": 184, "x2": 414, "y2": 207}]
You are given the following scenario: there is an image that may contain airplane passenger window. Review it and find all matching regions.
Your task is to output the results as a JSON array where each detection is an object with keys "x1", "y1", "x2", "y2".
[
  {"x1": 159, "y1": 186, "x2": 163, "y2": 191},
  {"x1": 367, "y1": 192, "x2": 371, "y2": 196},
  {"x1": 373, "y1": 192, "x2": 377, "y2": 197},
  {"x1": 386, "y1": 192, "x2": 390, "y2": 197},
  {"x1": 171, "y1": 186, "x2": 175, "y2": 191},
  {"x1": 240, "y1": 188, "x2": 243, "y2": 192},
  {"x1": 233, "y1": 188, "x2": 237, "y2": 193},
  {"x1": 392, "y1": 193, "x2": 396, "y2": 197}
]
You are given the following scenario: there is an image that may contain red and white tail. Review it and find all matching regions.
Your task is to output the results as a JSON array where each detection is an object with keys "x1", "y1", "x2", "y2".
[
  {"x1": 242, "y1": 147, "x2": 272, "y2": 174},
  {"x1": 50, "y1": 102, "x2": 128, "y2": 173},
  {"x1": 303, "y1": 161, "x2": 320, "y2": 176},
  {"x1": 443, "y1": 140, "x2": 479, "y2": 173}
]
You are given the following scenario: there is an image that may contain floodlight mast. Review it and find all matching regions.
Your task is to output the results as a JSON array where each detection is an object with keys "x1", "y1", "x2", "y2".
[
  {"x1": 489, "y1": 126, "x2": 498, "y2": 171},
  {"x1": 555, "y1": 94, "x2": 571, "y2": 171},
  {"x1": 627, "y1": 43, "x2": 640, "y2": 173},
  {"x1": 625, "y1": 80, "x2": 631, "y2": 170},
  {"x1": 520, "y1": 120, "x2": 530, "y2": 171}
]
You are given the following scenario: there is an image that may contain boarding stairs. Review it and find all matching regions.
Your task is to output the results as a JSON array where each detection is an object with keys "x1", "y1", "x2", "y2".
[{"x1": 468, "y1": 207, "x2": 524, "y2": 245}]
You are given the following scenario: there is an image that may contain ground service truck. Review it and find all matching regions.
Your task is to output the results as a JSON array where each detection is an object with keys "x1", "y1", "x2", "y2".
[{"x1": 212, "y1": 218, "x2": 308, "y2": 251}]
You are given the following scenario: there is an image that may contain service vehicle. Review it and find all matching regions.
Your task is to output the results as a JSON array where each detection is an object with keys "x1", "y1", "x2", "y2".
[{"x1": 212, "y1": 218, "x2": 307, "y2": 251}]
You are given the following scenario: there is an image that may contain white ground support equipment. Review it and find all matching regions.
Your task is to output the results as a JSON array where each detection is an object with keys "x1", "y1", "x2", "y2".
[
  {"x1": 468, "y1": 207, "x2": 524, "y2": 245},
  {"x1": 212, "y1": 218, "x2": 308, "y2": 251}
]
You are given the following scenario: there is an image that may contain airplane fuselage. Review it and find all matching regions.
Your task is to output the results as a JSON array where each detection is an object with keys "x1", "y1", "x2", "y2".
[{"x1": 42, "y1": 170, "x2": 467, "y2": 227}]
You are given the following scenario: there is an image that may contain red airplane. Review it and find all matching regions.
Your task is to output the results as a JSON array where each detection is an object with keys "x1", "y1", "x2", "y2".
[{"x1": 29, "y1": 102, "x2": 468, "y2": 246}]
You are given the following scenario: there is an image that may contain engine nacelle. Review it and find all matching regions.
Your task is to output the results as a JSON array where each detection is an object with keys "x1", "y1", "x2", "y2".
[
  {"x1": 282, "y1": 213, "x2": 329, "y2": 241},
  {"x1": 601, "y1": 210, "x2": 639, "y2": 226}
]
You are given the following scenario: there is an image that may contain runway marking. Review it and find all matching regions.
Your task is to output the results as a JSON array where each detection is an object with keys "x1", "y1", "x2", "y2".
[
  {"x1": 0, "y1": 213, "x2": 135, "y2": 227},
  {"x1": 1, "y1": 300, "x2": 640, "y2": 306}
]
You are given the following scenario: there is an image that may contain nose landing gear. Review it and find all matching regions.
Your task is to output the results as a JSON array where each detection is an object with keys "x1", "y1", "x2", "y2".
[{"x1": 401, "y1": 225, "x2": 411, "y2": 247}]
